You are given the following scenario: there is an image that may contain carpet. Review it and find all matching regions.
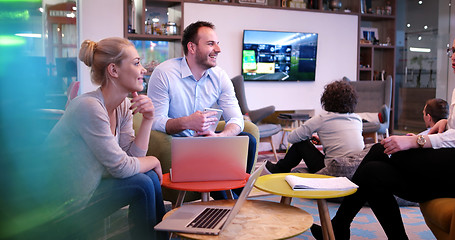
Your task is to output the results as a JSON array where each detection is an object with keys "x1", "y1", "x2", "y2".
[{"x1": 254, "y1": 151, "x2": 435, "y2": 240}]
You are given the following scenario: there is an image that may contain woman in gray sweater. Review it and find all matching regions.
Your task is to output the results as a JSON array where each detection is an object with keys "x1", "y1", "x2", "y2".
[{"x1": 46, "y1": 37, "x2": 166, "y2": 239}]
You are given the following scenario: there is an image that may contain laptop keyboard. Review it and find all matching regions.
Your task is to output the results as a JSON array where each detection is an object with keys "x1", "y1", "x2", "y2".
[{"x1": 187, "y1": 208, "x2": 231, "y2": 229}]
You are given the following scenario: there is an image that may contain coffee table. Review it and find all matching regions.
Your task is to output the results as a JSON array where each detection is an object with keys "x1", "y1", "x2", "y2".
[
  {"x1": 161, "y1": 173, "x2": 249, "y2": 208},
  {"x1": 254, "y1": 173, "x2": 357, "y2": 240},
  {"x1": 162, "y1": 199, "x2": 313, "y2": 240}
]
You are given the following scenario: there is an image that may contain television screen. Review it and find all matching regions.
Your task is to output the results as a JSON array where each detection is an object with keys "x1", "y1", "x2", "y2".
[{"x1": 242, "y1": 30, "x2": 318, "y2": 81}]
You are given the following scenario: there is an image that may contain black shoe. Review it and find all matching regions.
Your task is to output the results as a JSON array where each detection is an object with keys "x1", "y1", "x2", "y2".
[
  {"x1": 310, "y1": 222, "x2": 350, "y2": 240},
  {"x1": 310, "y1": 224, "x2": 323, "y2": 240},
  {"x1": 265, "y1": 160, "x2": 282, "y2": 174}
]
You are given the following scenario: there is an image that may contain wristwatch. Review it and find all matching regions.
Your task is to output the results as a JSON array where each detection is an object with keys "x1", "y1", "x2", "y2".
[{"x1": 416, "y1": 135, "x2": 426, "y2": 148}]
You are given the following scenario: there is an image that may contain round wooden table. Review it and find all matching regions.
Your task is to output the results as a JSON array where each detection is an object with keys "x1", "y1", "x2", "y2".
[
  {"x1": 163, "y1": 199, "x2": 313, "y2": 240},
  {"x1": 162, "y1": 173, "x2": 249, "y2": 208},
  {"x1": 254, "y1": 173, "x2": 357, "y2": 240}
]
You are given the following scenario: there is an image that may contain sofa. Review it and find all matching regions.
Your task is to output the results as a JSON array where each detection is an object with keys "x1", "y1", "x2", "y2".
[
  {"x1": 132, "y1": 114, "x2": 260, "y2": 205},
  {"x1": 420, "y1": 198, "x2": 455, "y2": 240}
]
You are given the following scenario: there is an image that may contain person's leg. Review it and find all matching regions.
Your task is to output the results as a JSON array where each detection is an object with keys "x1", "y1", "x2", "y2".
[
  {"x1": 268, "y1": 140, "x2": 325, "y2": 173},
  {"x1": 215, "y1": 132, "x2": 256, "y2": 199},
  {"x1": 311, "y1": 143, "x2": 389, "y2": 240},
  {"x1": 238, "y1": 131, "x2": 257, "y2": 173},
  {"x1": 86, "y1": 171, "x2": 167, "y2": 240}
]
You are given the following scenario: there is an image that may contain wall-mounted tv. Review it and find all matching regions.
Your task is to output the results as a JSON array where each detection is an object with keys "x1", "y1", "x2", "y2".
[{"x1": 242, "y1": 30, "x2": 318, "y2": 81}]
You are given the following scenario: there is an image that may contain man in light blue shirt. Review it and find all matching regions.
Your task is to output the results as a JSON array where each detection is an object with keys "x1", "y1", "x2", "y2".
[
  {"x1": 148, "y1": 21, "x2": 244, "y2": 138},
  {"x1": 147, "y1": 21, "x2": 256, "y2": 198}
]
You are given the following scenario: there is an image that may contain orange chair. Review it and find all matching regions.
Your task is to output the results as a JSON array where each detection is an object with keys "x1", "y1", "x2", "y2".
[{"x1": 420, "y1": 198, "x2": 455, "y2": 240}]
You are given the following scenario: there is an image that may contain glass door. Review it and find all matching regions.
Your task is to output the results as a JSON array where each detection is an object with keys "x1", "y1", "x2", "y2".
[{"x1": 394, "y1": 0, "x2": 452, "y2": 133}]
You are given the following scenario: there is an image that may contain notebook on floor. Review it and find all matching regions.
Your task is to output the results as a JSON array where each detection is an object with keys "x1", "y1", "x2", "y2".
[
  {"x1": 170, "y1": 136, "x2": 249, "y2": 182},
  {"x1": 154, "y1": 163, "x2": 266, "y2": 235}
]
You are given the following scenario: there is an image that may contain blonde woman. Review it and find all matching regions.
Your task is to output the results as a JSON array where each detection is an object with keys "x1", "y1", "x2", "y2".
[{"x1": 46, "y1": 37, "x2": 166, "y2": 239}]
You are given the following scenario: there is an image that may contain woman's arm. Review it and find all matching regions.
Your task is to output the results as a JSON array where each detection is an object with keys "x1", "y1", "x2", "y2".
[
  {"x1": 381, "y1": 135, "x2": 432, "y2": 155},
  {"x1": 130, "y1": 92, "x2": 155, "y2": 150},
  {"x1": 137, "y1": 155, "x2": 163, "y2": 183}
]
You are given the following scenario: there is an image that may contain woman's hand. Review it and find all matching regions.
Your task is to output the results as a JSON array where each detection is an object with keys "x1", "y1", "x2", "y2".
[
  {"x1": 130, "y1": 92, "x2": 154, "y2": 120},
  {"x1": 428, "y1": 119, "x2": 448, "y2": 134},
  {"x1": 139, "y1": 156, "x2": 163, "y2": 184},
  {"x1": 381, "y1": 135, "x2": 418, "y2": 155}
]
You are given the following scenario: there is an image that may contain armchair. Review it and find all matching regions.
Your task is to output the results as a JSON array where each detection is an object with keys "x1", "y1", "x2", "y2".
[
  {"x1": 420, "y1": 198, "x2": 455, "y2": 240},
  {"x1": 346, "y1": 76, "x2": 392, "y2": 142},
  {"x1": 132, "y1": 114, "x2": 259, "y2": 205},
  {"x1": 231, "y1": 75, "x2": 282, "y2": 161}
]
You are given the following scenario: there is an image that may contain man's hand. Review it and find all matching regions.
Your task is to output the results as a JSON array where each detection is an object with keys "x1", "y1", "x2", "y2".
[
  {"x1": 188, "y1": 111, "x2": 219, "y2": 134},
  {"x1": 428, "y1": 119, "x2": 448, "y2": 134}
]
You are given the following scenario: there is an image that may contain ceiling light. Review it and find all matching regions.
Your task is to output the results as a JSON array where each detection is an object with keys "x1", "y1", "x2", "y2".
[
  {"x1": 407, "y1": 23, "x2": 411, "y2": 28},
  {"x1": 418, "y1": 36, "x2": 422, "y2": 40},
  {"x1": 410, "y1": 47, "x2": 431, "y2": 53},
  {"x1": 424, "y1": 25, "x2": 428, "y2": 29},
  {"x1": 418, "y1": 0, "x2": 423, "y2": 4}
]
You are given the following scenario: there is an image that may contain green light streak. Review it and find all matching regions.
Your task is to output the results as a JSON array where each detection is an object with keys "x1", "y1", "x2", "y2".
[{"x1": 0, "y1": 35, "x2": 26, "y2": 46}]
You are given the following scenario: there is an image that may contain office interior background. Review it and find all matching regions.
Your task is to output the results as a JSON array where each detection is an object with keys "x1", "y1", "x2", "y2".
[{"x1": 0, "y1": 0, "x2": 454, "y2": 237}]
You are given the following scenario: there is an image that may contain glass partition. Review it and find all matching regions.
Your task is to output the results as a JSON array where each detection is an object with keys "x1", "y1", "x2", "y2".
[{"x1": 394, "y1": 0, "x2": 452, "y2": 133}]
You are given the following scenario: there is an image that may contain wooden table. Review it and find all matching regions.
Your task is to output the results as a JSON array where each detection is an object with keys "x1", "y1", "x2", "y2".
[
  {"x1": 162, "y1": 173, "x2": 249, "y2": 208},
  {"x1": 163, "y1": 199, "x2": 313, "y2": 240},
  {"x1": 254, "y1": 173, "x2": 357, "y2": 240}
]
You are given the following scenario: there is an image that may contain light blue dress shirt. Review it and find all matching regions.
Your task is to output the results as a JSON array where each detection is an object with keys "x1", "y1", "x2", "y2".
[{"x1": 147, "y1": 57, "x2": 244, "y2": 137}]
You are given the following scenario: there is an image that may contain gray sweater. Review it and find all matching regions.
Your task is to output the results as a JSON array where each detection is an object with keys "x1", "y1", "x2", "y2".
[{"x1": 46, "y1": 88, "x2": 145, "y2": 211}]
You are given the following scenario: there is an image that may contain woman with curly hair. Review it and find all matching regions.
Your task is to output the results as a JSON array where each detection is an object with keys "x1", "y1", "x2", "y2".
[{"x1": 266, "y1": 80, "x2": 364, "y2": 174}]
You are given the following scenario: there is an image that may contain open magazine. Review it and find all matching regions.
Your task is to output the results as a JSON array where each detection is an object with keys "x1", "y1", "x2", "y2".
[{"x1": 285, "y1": 175, "x2": 358, "y2": 191}]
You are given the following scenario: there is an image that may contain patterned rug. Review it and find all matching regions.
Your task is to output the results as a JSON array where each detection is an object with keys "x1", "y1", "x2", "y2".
[{"x1": 254, "y1": 151, "x2": 435, "y2": 240}]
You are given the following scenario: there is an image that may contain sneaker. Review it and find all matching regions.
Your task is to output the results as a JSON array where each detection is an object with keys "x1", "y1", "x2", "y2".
[{"x1": 265, "y1": 160, "x2": 281, "y2": 174}]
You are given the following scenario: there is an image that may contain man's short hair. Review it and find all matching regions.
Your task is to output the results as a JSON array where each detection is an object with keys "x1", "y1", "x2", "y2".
[
  {"x1": 181, "y1": 21, "x2": 215, "y2": 56},
  {"x1": 321, "y1": 80, "x2": 358, "y2": 113},
  {"x1": 425, "y1": 98, "x2": 449, "y2": 123}
]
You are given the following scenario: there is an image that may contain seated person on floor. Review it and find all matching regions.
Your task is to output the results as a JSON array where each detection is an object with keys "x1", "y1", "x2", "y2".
[
  {"x1": 147, "y1": 21, "x2": 256, "y2": 199},
  {"x1": 266, "y1": 80, "x2": 364, "y2": 174}
]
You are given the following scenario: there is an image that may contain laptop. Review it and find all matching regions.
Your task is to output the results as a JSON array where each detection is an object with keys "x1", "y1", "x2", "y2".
[
  {"x1": 170, "y1": 136, "x2": 249, "y2": 182},
  {"x1": 154, "y1": 162, "x2": 266, "y2": 235}
]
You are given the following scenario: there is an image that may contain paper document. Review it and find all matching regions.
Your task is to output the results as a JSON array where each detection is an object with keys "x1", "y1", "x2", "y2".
[{"x1": 285, "y1": 175, "x2": 358, "y2": 191}]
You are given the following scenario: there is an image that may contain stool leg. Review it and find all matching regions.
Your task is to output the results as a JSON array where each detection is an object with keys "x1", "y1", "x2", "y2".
[
  {"x1": 226, "y1": 190, "x2": 234, "y2": 199},
  {"x1": 317, "y1": 199, "x2": 335, "y2": 240},
  {"x1": 201, "y1": 192, "x2": 210, "y2": 202},
  {"x1": 175, "y1": 191, "x2": 186, "y2": 208},
  {"x1": 280, "y1": 196, "x2": 292, "y2": 205}
]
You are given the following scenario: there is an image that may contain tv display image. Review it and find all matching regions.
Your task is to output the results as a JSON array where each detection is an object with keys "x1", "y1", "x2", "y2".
[{"x1": 242, "y1": 30, "x2": 318, "y2": 81}]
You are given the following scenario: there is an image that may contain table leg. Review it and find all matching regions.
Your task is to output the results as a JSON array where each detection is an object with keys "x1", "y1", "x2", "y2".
[
  {"x1": 175, "y1": 191, "x2": 186, "y2": 208},
  {"x1": 280, "y1": 196, "x2": 292, "y2": 205},
  {"x1": 201, "y1": 192, "x2": 210, "y2": 202},
  {"x1": 225, "y1": 190, "x2": 234, "y2": 199},
  {"x1": 317, "y1": 199, "x2": 335, "y2": 240}
]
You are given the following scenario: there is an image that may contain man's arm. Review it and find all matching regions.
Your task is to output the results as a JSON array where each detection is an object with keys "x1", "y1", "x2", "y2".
[{"x1": 166, "y1": 111, "x2": 220, "y2": 135}]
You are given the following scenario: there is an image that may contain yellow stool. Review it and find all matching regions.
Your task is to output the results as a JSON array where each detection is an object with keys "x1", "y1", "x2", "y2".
[{"x1": 254, "y1": 173, "x2": 357, "y2": 240}]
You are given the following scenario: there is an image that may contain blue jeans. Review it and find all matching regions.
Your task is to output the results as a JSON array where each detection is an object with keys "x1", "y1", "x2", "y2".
[
  {"x1": 83, "y1": 170, "x2": 167, "y2": 239},
  {"x1": 210, "y1": 131, "x2": 257, "y2": 200}
]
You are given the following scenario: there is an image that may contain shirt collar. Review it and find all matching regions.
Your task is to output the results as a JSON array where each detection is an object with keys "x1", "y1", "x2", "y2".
[{"x1": 180, "y1": 57, "x2": 213, "y2": 81}]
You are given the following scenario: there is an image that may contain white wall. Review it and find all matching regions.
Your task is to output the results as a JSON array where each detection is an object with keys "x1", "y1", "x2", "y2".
[
  {"x1": 184, "y1": 3, "x2": 358, "y2": 113},
  {"x1": 78, "y1": 0, "x2": 123, "y2": 93},
  {"x1": 77, "y1": 1, "x2": 358, "y2": 114}
]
